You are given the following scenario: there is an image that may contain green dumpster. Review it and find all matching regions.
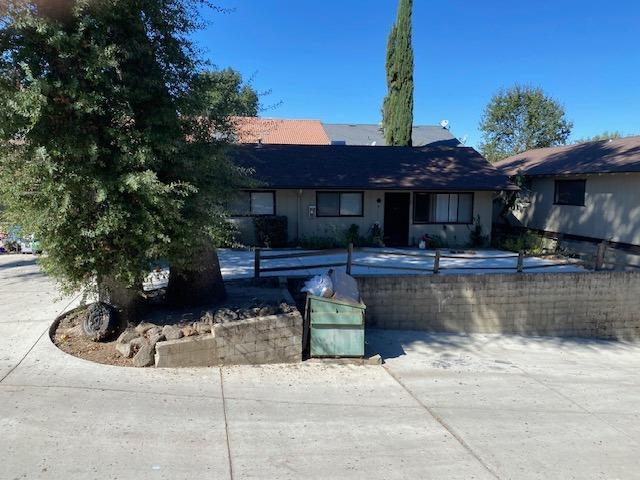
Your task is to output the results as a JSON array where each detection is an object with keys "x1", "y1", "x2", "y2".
[{"x1": 308, "y1": 294, "x2": 366, "y2": 357}]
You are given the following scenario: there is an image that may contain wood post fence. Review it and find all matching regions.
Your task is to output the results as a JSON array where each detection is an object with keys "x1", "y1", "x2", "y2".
[{"x1": 252, "y1": 244, "x2": 592, "y2": 279}]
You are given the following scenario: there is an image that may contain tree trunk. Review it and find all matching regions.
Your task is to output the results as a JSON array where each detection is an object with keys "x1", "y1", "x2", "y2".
[
  {"x1": 97, "y1": 275, "x2": 142, "y2": 328},
  {"x1": 166, "y1": 246, "x2": 226, "y2": 307}
]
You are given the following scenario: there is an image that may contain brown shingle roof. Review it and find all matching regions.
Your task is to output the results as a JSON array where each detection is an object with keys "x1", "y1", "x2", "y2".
[
  {"x1": 231, "y1": 117, "x2": 330, "y2": 145},
  {"x1": 495, "y1": 136, "x2": 640, "y2": 177}
]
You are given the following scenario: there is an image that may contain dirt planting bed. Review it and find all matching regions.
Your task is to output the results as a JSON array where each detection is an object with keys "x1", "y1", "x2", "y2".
[{"x1": 52, "y1": 290, "x2": 297, "y2": 367}]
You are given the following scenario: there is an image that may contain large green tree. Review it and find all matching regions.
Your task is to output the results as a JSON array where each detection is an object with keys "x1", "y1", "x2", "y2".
[
  {"x1": 191, "y1": 68, "x2": 259, "y2": 118},
  {"x1": 382, "y1": 0, "x2": 414, "y2": 146},
  {"x1": 0, "y1": 0, "x2": 241, "y2": 313},
  {"x1": 480, "y1": 85, "x2": 573, "y2": 162}
]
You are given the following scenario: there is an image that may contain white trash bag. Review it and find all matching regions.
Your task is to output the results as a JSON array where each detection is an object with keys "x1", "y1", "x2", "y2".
[{"x1": 301, "y1": 273, "x2": 334, "y2": 298}]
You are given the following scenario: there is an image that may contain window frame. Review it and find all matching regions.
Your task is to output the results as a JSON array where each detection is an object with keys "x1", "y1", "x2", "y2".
[
  {"x1": 412, "y1": 191, "x2": 475, "y2": 225},
  {"x1": 315, "y1": 191, "x2": 365, "y2": 218},
  {"x1": 554, "y1": 179, "x2": 586, "y2": 206},
  {"x1": 230, "y1": 190, "x2": 276, "y2": 216}
]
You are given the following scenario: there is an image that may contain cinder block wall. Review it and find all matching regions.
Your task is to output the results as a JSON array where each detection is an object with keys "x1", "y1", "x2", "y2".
[
  {"x1": 155, "y1": 311, "x2": 303, "y2": 367},
  {"x1": 358, "y1": 272, "x2": 640, "y2": 340}
]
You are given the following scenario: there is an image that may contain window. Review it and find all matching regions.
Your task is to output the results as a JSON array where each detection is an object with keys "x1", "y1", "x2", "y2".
[
  {"x1": 554, "y1": 180, "x2": 585, "y2": 206},
  {"x1": 413, "y1": 192, "x2": 473, "y2": 224},
  {"x1": 316, "y1": 192, "x2": 364, "y2": 217},
  {"x1": 229, "y1": 191, "x2": 275, "y2": 215}
]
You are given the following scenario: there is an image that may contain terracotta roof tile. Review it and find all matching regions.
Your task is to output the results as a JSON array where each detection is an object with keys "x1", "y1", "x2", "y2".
[{"x1": 230, "y1": 117, "x2": 330, "y2": 145}]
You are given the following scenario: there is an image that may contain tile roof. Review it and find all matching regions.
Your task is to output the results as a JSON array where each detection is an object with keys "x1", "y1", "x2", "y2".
[
  {"x1": 230, "y1": 144, "x2": 517, "y2": 191},
  {"x1": 231, "y1": 117, "x2": 330, "y2": 145},
  {"x1": 495, "y1": 136, "x2": 640, "y2": 177},
  {"x1": 322, "y1": 123, "x2": 460, "y2": 147}
]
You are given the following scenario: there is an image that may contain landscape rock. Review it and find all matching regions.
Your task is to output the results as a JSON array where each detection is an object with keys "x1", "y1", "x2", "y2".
[
  {"x1": 201, "y1": 311, "x2": 215, "y2": 325},
  {"x1": 195, "y1": 322, "x2": 212, "y2": 334},
  {"x1": 162, "y1": 325, "x2": 183, "y2": 340},
  {"x1": 258, "y1": 305, "x2": 277, "y2": 317},
  {"x1": 129, "y1": 337, "x2": 147, "y2": 350},
  {"x1": 133, "y1": 344, "x2": 155, "y2": 367},
  {"x1": 279, "y1": 302, "x2": 293, "y2": 314},
  {"x1": 181, "y1": 325, "x2": 196, "y2": 337},
  {"x1": 146, "y1": 326, "x2": 162, "y2": 337},
  {"x1": 115, "y1": 342, "x2": 133, "y2": 358},
  {"x1": 116, "y1": 328, "x2": 139, "y2": 344},
  {"x1": 134, "y1": 322, "x2": 157, "y2": 335},
  {"x1": 214, "y1": 308, "x2": 238, "y2": 323},
  {"x1": 147, "y1": 331, "x2": 166, "y2": 346}
]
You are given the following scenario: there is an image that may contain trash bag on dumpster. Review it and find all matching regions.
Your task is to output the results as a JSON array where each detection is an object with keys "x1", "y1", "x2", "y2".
[
  {"x1": 329, "y1": 269, "x2": 361, "y2": 304},
  {"x1": 301, "y1": 273, "x2": 334, "y2": 298}
]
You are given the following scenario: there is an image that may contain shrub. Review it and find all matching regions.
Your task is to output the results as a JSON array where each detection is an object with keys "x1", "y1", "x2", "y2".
[
  {"x1": 297, "y1": 236, "x2": 342, "y2": 250},
  {"x1": 468, "y1": 215, "x2": 489, "y2": 247},
  {"x1": 253, "y1": 216, "x2": 288, "y2": 248},
  {"x1": 497, "y1": 231, "x2": 544, "y2": 254},
  {"x1": 429, "y1": 235, "x2": 448, "y2": 249},
  {"x1": 344, "y1": 224, "x2": 360, "y2": 246}
]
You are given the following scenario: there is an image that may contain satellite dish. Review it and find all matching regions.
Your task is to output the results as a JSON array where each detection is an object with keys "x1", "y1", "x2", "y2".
[{"x1": 440, "y1": 119, "x2": 450, "y2": 129}]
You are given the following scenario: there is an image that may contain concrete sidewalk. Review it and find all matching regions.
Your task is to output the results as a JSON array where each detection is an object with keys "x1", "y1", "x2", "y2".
[{"x1": 2, "y1": 254, "x2": 639, "y2": 479}]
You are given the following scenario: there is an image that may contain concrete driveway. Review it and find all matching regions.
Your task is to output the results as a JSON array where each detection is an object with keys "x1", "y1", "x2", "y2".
[{"x1": 2, "y1": 254, "x2": 640, "y2": 479}]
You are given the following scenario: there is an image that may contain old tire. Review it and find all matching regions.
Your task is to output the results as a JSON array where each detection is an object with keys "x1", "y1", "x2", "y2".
[{"x1": 82, "y1": 302, "x2": 117, "y2": 342}]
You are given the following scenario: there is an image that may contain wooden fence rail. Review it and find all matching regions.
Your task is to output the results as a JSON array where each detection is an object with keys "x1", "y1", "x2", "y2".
[{"x1": 253, "y1": 245, "x2": 594, "y2": 279}]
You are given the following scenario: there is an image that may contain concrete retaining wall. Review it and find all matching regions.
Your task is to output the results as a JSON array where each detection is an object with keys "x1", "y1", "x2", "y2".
[
  {"x1": 155, "y1": 311, "x2": 303, "y2": 367},
  {"x1": 358, "y1": 272, "x2": 640, "y2": 340}
]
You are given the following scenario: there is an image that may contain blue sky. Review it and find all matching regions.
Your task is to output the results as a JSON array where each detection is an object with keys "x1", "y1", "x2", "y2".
[{"x1": 194, "y1": 1, "x2": 640, "y2": 148}]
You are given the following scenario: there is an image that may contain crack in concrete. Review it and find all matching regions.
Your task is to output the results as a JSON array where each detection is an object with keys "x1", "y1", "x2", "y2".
[
  {"x1": 382, "y1": 364, "x2": 502, "y2": 480},
  {"x1": 219, "y1": 368, "x2": 234, "y2": 480}
]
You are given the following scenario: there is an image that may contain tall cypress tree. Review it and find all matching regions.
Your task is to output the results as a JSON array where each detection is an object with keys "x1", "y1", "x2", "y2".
[{"x1": 382, "y1": 0, "x2": 414, "y2": 146}]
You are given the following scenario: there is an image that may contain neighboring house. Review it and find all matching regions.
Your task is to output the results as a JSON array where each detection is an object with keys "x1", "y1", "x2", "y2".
[
  {"x1": 494, "y1": 136, "x2": 640, "y2": 250},
  {"x1": 322, "y1": 123, "x2": 461, "y2": 147},
  {"x1": 231, "y1": 117, "x2": 330, "y2": 145},
  {"x1": 228, "y1": 144, "x2": 516, "y2": 247},
  {"x1": 230, "y1": 117, "x2": 461, "y2": 147}
]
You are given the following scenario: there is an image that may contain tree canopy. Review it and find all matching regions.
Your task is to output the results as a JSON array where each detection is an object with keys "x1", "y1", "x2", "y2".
[
  {"x1": 479, "y1": 85, "x2": 573, "y2": 162},
  {"x1": 0, "y1": 0, "x2": 241, "y2": 296},
  {"x1": 191, "y1": 68, "x2": 259, "y2": 118},
  {"x1": 382, "y1": 0, "x2": 414, "y2": 146},
  {"x1": 573, "y1": 131, "x2": 622, "y2": 144}
]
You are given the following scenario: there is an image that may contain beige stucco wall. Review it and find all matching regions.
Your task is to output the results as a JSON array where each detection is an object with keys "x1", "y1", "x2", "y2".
[
  {"x1": 231, "y1": 189, "x2": 495, "y2": 247},
  {"x1": 513, "y1": 173, "x2": 640, "y2": 245}
]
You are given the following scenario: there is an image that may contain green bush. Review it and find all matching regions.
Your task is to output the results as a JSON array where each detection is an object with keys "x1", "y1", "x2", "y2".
[
  {"x1": 468, "y1": 215, "x2": 489, "y2": 247},
  {"x1": 428, "y1": 235, "x2": 448, "y2": 249},
  {"x1": 344, "y1": 224, "x2": 360, "y2": 246},
  {"x1": 253, "y1": 216, "x2": 288, "y2": 248},
  {"x1": 297, "y1": 236, "x2": 342, "y2": 250},
  {"x1": 497, "y1": 231, "x2": 544, "y2": 254}
]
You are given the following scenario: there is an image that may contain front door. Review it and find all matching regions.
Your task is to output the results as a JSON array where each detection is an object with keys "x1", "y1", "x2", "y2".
[{"x1": 383, "y1": 192, "x2": 410, "y2": 246}]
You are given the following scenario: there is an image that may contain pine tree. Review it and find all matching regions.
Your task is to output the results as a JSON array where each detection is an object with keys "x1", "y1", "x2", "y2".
[{"x1": 382, "y1": 0, "x2": 414, "y2": 146}]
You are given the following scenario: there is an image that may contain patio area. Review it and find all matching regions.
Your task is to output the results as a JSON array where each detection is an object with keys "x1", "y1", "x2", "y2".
[{"x1": 219, "y1": 247, "x2": 586, "y2": 280}]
